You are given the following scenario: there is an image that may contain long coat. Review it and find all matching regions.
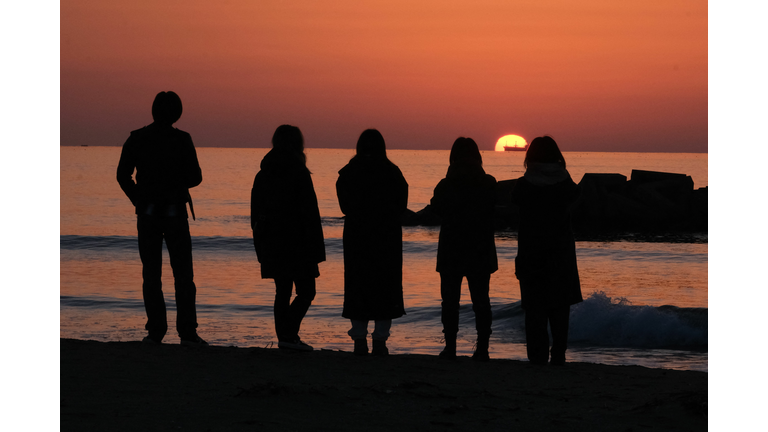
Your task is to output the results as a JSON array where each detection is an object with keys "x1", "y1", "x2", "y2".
[
  {"x1": 336, "y1": 156, "x2": 408, "y2": 320},
  {"x1": 430, "y1": 164, "x2": 498, "y2": 275},
  {"x1": 511, "y1": 176, "x2": 583, "y2": 310},
  {"x1": 251, "y1": 148, "x2": 325, "y2": 279}
]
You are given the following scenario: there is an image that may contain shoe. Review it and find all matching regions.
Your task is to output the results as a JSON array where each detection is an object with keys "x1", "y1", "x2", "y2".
[
  {"x1": 372, "y1": 340, "x2": 389, "y2": 356},
  {"x1": 550, "y1": 357, "x2": 566, "y2": 366},
  {"x1": 472, "y1": 338, "x2": 490, "y2": 362},
  {"x1": 472, "y1": 348, "x2": 490, "y2": 362},
  {"x1": 440, "y1": 336, "x2": 457, "y2": 360},
  {"x1": 353, "y1": 339, "x2": 368, "y2": 356},
  {"x1": 142, "y1": 336, "x2": 162, "y2": 344},
  {"x1": 180, "y1": 335, "x2": 209, "y2": 347},
  {"x1": 439, "y1": 348, "x2": 457, "y2": 360},
  {"x1": 278, "y1": 339, "x2": 314, "y2": 351}
]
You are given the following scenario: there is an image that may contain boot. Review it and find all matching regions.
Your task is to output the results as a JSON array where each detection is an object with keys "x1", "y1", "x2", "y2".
[
  {"x1": 353, "y1": 338, "x2": 368, "y2": 356},
  {"x1": 439, "y1": 335, "x2": 457, "y2": 360},
  {"x1": 472, "y1": 335, "x2": 490, "y2": 362},
  {"x1": 372, "y1": 339, "x2": 389, "y2": 356}
]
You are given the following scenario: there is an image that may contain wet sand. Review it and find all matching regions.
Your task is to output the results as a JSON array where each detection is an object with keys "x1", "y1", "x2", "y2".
[{"x1": 60, "y1": 338, "x2": 706, "y2": 431}]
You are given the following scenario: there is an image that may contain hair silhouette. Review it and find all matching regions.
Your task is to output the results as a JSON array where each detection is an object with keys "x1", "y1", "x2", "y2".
[
  {"x1": 355, "y1": 129, "x2": 388, "y2": 159},
  {"x1": 271, "y1": 124, "x2": 307, "y2": 165},
  {"x1": 524, "y1": 136, "x2": 565, "y2": 169},
  {"x1": 449, "y1": 137, "x2": 483, "y2": 167},
  {"x1": 151, "y1": 91, "x2": 183, "y2": 125}
]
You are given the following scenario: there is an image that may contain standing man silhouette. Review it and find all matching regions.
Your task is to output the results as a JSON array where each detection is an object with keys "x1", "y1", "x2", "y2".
[{"x1": 116, "y1": 91, "x2": 207, "y2": 346}]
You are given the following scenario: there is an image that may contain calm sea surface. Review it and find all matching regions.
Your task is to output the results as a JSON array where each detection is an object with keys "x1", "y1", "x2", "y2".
[{"x1": 60, "y1": 147, "x2": 708, "y2": 371}]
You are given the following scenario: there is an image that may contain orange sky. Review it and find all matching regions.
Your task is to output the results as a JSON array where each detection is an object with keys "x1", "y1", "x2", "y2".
[{"x1": 60, "y1": 0, "x2": 707, "y2": 152}]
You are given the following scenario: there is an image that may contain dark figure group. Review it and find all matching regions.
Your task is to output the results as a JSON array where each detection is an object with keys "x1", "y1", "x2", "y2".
[{"x1": 117, "y1": 91, "x2": 584, "y2": 365}]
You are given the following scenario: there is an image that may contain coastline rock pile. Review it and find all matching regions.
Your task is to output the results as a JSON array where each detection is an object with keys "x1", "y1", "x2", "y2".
[{"x1": 402, "y1": 170, "x2": 707, "y2": 236}]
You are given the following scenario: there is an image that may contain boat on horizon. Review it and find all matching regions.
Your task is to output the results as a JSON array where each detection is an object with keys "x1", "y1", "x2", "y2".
[{"x1": 503, "y1": 145, "x2": 526, "y2": 152}]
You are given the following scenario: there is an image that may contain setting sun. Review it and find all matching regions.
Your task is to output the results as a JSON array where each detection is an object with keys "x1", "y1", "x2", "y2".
[{"x1": 495, "y1": 135, "x2": 527, "y2": 152}]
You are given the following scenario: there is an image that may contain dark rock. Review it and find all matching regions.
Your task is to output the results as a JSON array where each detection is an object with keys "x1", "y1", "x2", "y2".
[
  {"x1": 402, "y1": 170, "x2": 707, "y2": 238},
  {"x1": 630, "y1": 169, "x2": 690, "y2": 184}
]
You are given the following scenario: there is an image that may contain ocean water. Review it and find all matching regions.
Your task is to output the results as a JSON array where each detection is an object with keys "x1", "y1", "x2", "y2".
[{"x1": 60, "y1": 146, "x2": 707, "y2": 371}]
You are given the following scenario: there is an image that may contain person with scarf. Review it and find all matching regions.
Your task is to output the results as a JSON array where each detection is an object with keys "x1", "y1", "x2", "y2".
[
  {"x1": 430, "y1": 137, "x2": 498, "y2": 361},
  {"x1": 511, "y1": 135, "x2": 583, "y2": 365},
  {"x1": 336, "y1": 129, "x2": 409, "y2": 356},
  {"x1": 251, "y1": 125, "x2": 326, "y2": 351}
]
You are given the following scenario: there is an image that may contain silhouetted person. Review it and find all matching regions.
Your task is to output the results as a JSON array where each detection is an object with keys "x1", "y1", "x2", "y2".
[
  {"x1": 251, "y1": 125, "x2": 325, "y2": 351},
  {"x1": 116, "y1": 91, "x2": 207, "y2": 346},
  {"x1": 430, "y1": 138, "x2": 498, "y2": 361},
  {"x1": 336, "y1": 129, "x2": 408, "y2": 356},
  {"x1": 511, "y1": 136, "x2": 583, "y2": 365}
]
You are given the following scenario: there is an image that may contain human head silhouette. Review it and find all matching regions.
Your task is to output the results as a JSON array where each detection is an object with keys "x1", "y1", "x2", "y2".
[
  {"x1": 356, "y1": 129, "x2": 387, "y2": 159},
  {"x1": 524, "y1": 136, "x2": 565, "y2": 169},
  {"x1": 449, "y1": 137, "x2": 483, "y2": 167},
  {"x1": 271, "y1": 124, "x2": 306, "y2": 165},
  {"x1": 151, "y1": 91, "x2": 183, "y2": 125}
]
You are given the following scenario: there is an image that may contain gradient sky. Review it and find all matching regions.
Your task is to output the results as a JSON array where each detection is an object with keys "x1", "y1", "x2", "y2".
[{"x1": 61, "y1": 0, "x2": 707, "y2": 152}]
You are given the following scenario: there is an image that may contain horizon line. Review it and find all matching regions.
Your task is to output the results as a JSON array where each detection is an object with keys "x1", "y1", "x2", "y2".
[{"x1": 61, "y1": 144, "x2": 709, "y2": 155}]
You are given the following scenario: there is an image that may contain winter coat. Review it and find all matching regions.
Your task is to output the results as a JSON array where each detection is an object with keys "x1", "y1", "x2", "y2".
[
  {"x1": 430, "y1": 164, "x2": 498, "y2": 275},
  {"x1": 511, "y1": 165, "x2": 583, "y2": 310},
  {"x1": 336, "y1": 156, "x2": 408, "y2": 320},
  {"x1": 251, "y1": 148, "x2": 325, "y2": 279},
  {"x1": 116, "y1": 123, "x2": 202, "y2": 217}
]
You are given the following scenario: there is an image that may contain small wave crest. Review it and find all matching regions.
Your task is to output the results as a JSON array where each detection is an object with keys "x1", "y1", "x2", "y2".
[{"x1": 569, "y1": 291, "x2": 708, "y2": 349}]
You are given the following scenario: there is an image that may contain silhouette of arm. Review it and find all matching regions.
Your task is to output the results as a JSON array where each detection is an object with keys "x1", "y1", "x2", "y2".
[
  {"x1": 116, "y1": 134, "x2": 139, "y2": 206},
  {"x1": 302, "y1": 171, "x2": 326, "y2": 263},
  {"x1": 397, "y1": 169, "x2": 409, "y2": 212},
  {"x1": 182, "y1": 132, "x2": 202, "y2": 189},
  {"x1": 430, "y1": 179, "x2": 450, "y2": 218},
  {"x1": 250, "y1": 173, "x2": 264, "y2": 232},
  {"x1": 335, "y1": 171, "x2": 354, "y2": 216}
]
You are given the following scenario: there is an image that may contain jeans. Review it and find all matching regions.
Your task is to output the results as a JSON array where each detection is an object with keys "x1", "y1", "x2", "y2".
[
  {"x1": 137, "y1": 215, "x2": 198, "y2": 341},
  {"x1": 273, "y1": 277, "x2": 316, "y2": 342},
  {"x1": 440, "y1": 272, "x2": 492, "y2": 338}
]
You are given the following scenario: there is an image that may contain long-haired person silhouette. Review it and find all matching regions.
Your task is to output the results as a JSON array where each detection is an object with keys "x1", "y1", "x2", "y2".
[
  {"x1": 336, "y1": 129, "x2": 409, "y2": 356},
  {"x1": 430, "y1": 137, "x2": 498, "y2": 361},
  {"x1": 251, "y1": 125, "x2": 325, "y2": 351},
  {"x1": 116, "y1": 91, "x2": 207, "y2": 346},
  {"x1": 511, "y1": 135, "x2": 583, "y2": 365}
]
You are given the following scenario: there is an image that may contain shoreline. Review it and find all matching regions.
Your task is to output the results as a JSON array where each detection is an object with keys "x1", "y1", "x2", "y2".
[{"x1": 61, "y1": 338, "x2": 707, "y2": 431}]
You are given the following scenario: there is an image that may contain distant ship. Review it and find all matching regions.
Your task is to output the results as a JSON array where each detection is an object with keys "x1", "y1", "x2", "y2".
[{"x1": 503, "y1": 145, "x2": 526, "y2": 152}]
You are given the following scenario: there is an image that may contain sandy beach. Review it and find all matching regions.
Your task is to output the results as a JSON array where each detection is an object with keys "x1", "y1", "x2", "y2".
[{"x1": 60, "y1": 338, "x2": 706, "y2": 431}]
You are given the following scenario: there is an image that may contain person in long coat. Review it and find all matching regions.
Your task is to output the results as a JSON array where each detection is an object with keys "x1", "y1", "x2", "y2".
[
  {"x1": 430, "y1": 137, "x2": 498, "y2": 361},
  {"x1": 511, "y1": 135, "x2": 583, "y2": 365},
  {"x1": 251, "y1": 125, "x2": 325, "y2": 351},
  {"x1": 336, "y1": 129, "x2": 408, "y2": 356}
]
